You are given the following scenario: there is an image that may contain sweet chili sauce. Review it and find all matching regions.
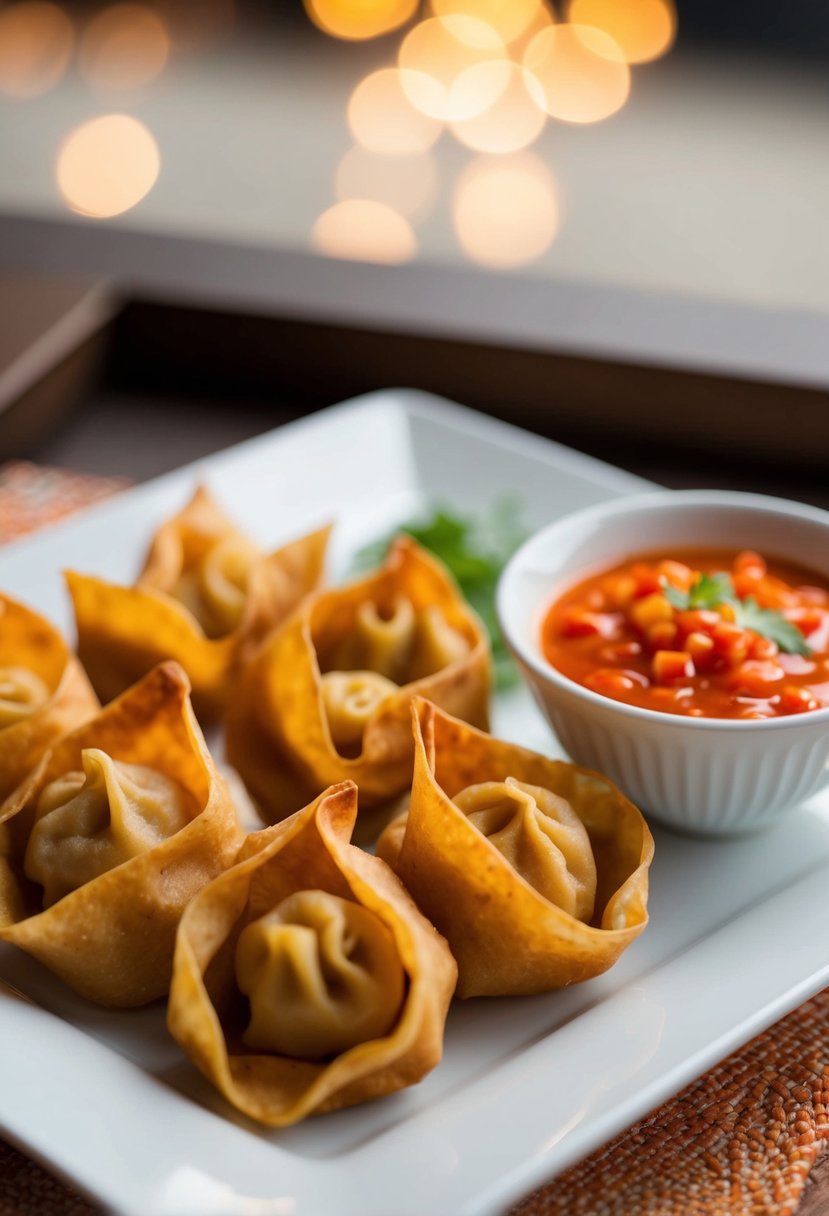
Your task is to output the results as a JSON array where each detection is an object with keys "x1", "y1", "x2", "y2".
[{"x1": 540, "y1": 549, "x2": 829, "y2": 720}]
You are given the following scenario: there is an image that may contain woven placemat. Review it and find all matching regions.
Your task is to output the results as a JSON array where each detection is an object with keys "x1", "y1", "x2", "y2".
[
  {"x1": 0, "y1": 461, "x2": 129, "y2": 545},
  {"x1": 0, "y1": 1142, "x2": 94, "y2": 1216},
  {"x1": 512, "y1": 988, "x2": 829, "y2": 1216},
  {"x1": 1, "y1": 463, "x2": 828, "y2": 1216}
]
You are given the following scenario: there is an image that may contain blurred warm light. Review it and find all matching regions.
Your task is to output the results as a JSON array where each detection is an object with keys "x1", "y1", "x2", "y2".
[
  {"x1": 450, "y1": 63, "x2": 546, "y2": 154},
  {"x1": 311, "y1": 200, "x2": 416, "y2": 263},
  {"x1": 348, "y1": 69, "x2": 442, "y2": 155},
  {"x1": 430, "y1": 0, "x2": 543, "y2": 47},
  {"x1": 336, "y1": 147, "x2": 438, "y2": 222},
  {"x1": 157, "y1": 0, "x2": 234, "y2": 53},
  {"x1": 508, "y1": 1, "x2": 553, "y2": 59},
  {"x1": 523, "y1": 23, "x2": 630, "y2": 124},
  {"x1": 0, "y1": 2, "x2": 74, "y2": 99},
  {"x1": 398, "y1": 15, "x2": 509, "y2": 123},
  {"x1": 452, "y1": 153, "x2": 559, "y2": 268},
  {"x1": 56, "y1": 114, "x2": 160, "y2": 218},
  {"x1": 568, "y1": 0, "x2": 675, "y2": 64},
  {"x1": 80, "y1": 5, "x2": 170, "y2": 92},
  {"x1": 304, "y1": 0, "x2": 417, "y2": 41}
]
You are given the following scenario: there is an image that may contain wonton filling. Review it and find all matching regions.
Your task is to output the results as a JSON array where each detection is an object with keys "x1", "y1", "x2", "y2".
[
  {"x1": 170, "y1": 536, "x2": 260, "y2": 638},
  {"x1": 235, "y1": 889, "x2": 405, "y2": 1059},
  {"x1": 328, "y1": 598, "x2": 469, "y2": 684},
  {"x1": 319, "y1": 670, "x2": 398, "y2": 754},
  {"x1": 25, "y1": 748, "x2": 196, "y2": 907},
  {"x1": 0, "y1": 666, "x2": 50, "y2": 728},
  {"x1": 454, "y1": 779, "x2": 598, "y2": 922},
  {"x1": 319, "y1": 596, "x2": 469, "y2": 754}
]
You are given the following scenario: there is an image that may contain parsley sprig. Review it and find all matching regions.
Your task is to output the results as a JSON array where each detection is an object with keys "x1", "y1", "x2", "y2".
[
  {"x1": 662, "y1": 571, "x2": 812, "y2": 656},
  {"x1": 355, "y1": 498, "x2": 528, "y2": 690},
  {"x1": 663, "y1": 572, "x2": 732, "y2": 612}
]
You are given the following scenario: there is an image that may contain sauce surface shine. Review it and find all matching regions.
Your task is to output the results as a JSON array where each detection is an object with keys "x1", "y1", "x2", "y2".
[{"x1": 541, "y1": 549, "x2": 829, "y2": 720}]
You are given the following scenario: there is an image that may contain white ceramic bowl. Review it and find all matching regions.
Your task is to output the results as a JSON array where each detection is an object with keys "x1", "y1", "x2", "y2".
[{"x1": 497, "y1": 490, "x2": 829, "y2": 836}]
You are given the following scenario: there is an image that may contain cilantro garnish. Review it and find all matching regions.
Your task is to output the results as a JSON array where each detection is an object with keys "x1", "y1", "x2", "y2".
[
  {"x1": 732, "y1": 597, "x2": 812, "y2": 656},
  {"x1": 355, "y1": 498, "x2": 528, "y2": 690},
  {"x1": 663, "y1": 571, "x2": 734, "y2": 612},
  {"x1": 660, "y1": 571, "x2": 812, "y2": 657}
]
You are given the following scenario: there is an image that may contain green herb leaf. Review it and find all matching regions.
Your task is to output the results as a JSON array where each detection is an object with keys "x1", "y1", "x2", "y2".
[
  {"x1": 690, "y1": 571, "x2": 736, "y2": 609},
  {"x1": 660, "y1": 571, "x2": 812, "y2": 657},
  {"x1": 733, "y1": 597, "x2": 812, "y2": 657},
  {"x1": 663, "y1": 582, "x2": 689, "y2": 610},
  {"x1": 353, "y1": 498, "x2": 528, "y2": 690},
  {"x1": 662, "y1": 571, "x2": 735, "y2": 611}
]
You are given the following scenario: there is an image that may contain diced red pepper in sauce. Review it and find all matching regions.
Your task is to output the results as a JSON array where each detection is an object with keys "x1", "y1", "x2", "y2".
[
  {"x1": 540, "y1": 548, "x2": 829, "y2": 720},
  {"x1": 652, "y1": 650, "x2": 695, "y2": 683}
]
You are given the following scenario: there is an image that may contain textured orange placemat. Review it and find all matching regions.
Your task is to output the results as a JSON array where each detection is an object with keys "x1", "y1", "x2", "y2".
[
  {"x1": 512, "y1": 988, "x2": 829, "y2": 1216},
  {"x1": 1, "y1": 463, "x2": 828, "y2": 1216},
  {"x1": 0, "y1": 461, "x2": 129, "y2": 544}
]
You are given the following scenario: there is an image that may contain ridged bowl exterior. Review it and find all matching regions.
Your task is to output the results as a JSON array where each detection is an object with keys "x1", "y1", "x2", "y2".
[
  {"x1": 523, "y1": 662, "x2": 829, "y2": 835},
  {"x1": 499, "y1": 490, "x2": 829, "y2": 838}
]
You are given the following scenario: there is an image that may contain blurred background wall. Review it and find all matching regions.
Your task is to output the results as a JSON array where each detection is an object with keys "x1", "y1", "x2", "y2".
[{"x1": 0, "y1": 0, "x2": 826, "y2": 497}]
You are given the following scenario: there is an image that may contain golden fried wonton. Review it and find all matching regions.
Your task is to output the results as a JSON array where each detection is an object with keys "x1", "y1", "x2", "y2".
[
  {"x1": 225, "y1": 536, "x2": 490, "y2": 826},
  {"x1": 66, "y1": 486, "x2": 329, "y2": 721},
  {"x1": 377, "y1": 699, "x2": 654, "y2": 998},
  {"x1": 167, "y1": 780, "x2": 457, "y2": 1126},
  {"x1": 0, "y1": 594, "x2": 98, "y2": 803},
  {"x1": 0, "y1": 662, "x2": 242, "y2": 1006}
]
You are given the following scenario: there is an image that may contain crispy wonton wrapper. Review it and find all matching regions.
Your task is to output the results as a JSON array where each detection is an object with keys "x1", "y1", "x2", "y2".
[
  {"x1": 225, "y1": 536, "x2": 490, "y2": 825},
  {"x1": 0, "y1": 662, "x2": 243, "y2": 1006},
  {"x1": 167, "y1": 780, "x2": 457, "y2": 1126},
  {"x1": 0, "y1": 594, "x2": 98, "y2": 803},
  {"x1": 377, "y1": 700, "x2": 654, "y2": 998},
  {"x1": 66, "y1": 486, "x2": 330, "y2": 721}
]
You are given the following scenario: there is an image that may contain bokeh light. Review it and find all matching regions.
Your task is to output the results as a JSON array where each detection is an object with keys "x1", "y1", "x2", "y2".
[
  {"x1": 336, "y1": 147, "x2": 439, "y2": 222},
  {"x1": 430, "y1": 0, "x2": 543, "y2": 47},
  {"x1": 398, "y1": 15, "x2": 508, "y2": 123},
  {"x1": 348, "y1": 68, "x2": 442, "y2": 155},
  {"x1": 567, "y1": 0, "x2": 675, "y2": 64},
  {"x1": 452, "y1": 153, "x2": 559, "y2": 268},
  {"x1": 523, "y1": 23, "x2": 630, "y2": 124},
  {"x1": 304, "y1": 0, "x2": 418, "y2": 41},
  {"x1": 56, "y1": 114, "x2": 160, "y2": 218},
  {"x1": 79, "y1": 4, "x2": 170, "y2": 92},
  {"x1": 450, "y1": 62, "x2": 546, "y2": 154},
  {"x1": 311, "y1": 200, "x2": 417, "y2": 263},
  {"x1": 508, "y1": 1, "x2": 554, "y2": 59},
  {"x1": 0, "y1": 2, "x2": 74, "y2": 99}
]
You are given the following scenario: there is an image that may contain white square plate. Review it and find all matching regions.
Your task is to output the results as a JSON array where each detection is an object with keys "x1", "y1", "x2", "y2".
[{"x1": 2, "y1": 390, "x2": 829, "y2": 1216}]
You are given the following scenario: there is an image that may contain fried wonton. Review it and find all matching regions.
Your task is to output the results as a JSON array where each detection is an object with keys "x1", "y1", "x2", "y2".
[
  {"x1": 0, "y1": 594, "x2": 98, "y2": 803},
  {"x1": 377, "y1": 699, "x2": 654, "y2": 998},
  {"x1": 225, "y1": 536, "x2": 490, "y2": 825},
  {"x1": 0, "y1": 662, "x2": 242, "y2": 1007},
  {"x1": 66, "y1": 486, "x2": 330, "y2": 721},
  {"x1": 167, "y1": 780, "x2": 457, "y2": 1126}
]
